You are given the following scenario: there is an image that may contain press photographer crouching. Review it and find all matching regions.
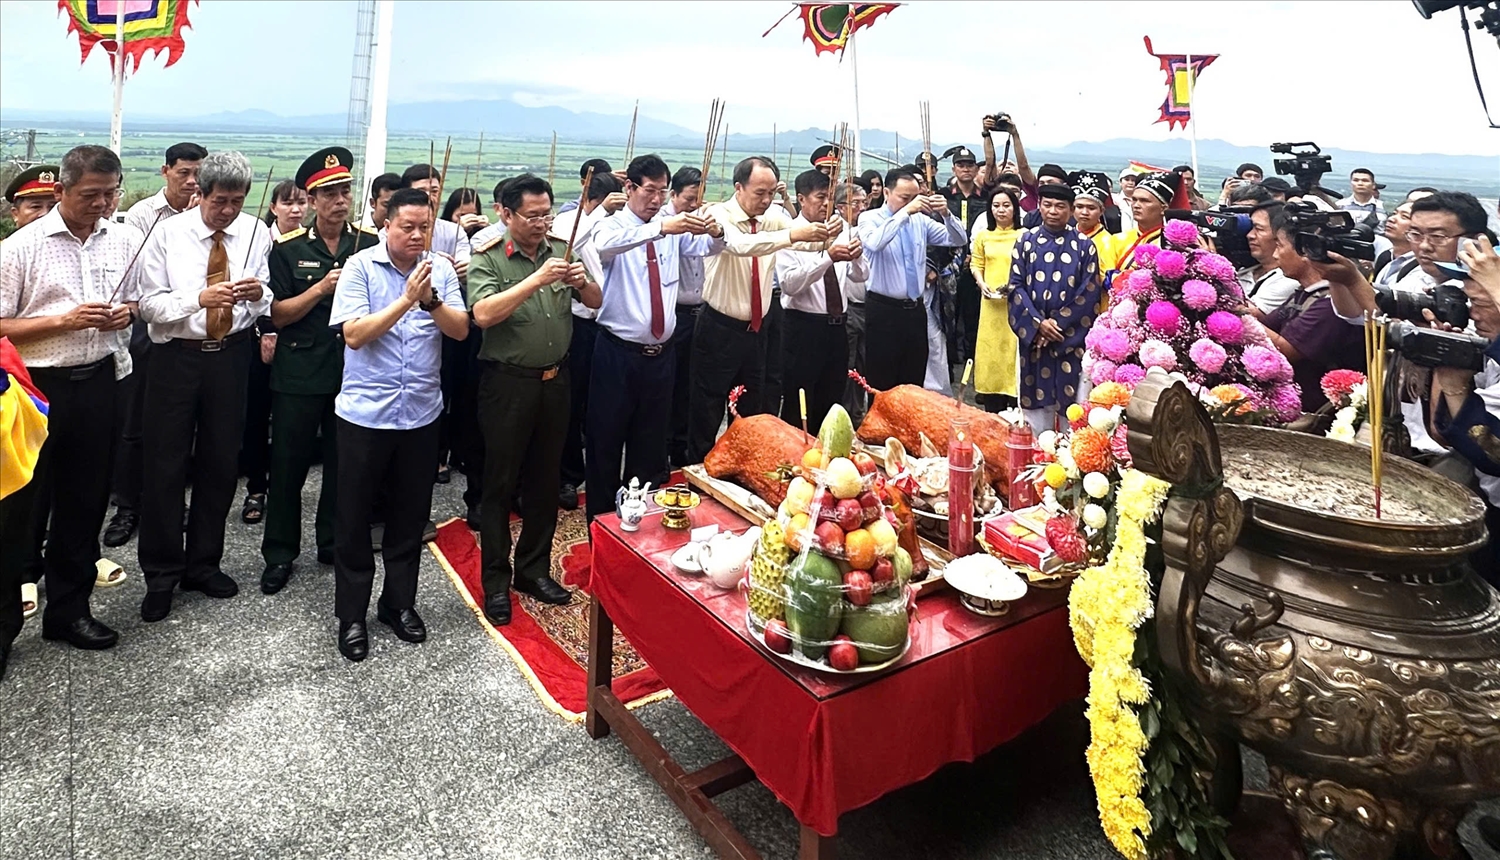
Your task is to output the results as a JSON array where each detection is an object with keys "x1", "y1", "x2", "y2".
[{"x1": 1324, "y1": 194, "x2": 1500, "y2": 587}]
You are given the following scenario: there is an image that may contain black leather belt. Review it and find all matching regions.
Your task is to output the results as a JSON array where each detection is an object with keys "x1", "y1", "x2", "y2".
[
  {"x1": 170, "y1": 328, "x2": 253, "y2": 352},
  {"x1": 703, "y1": 304, "x2": 760, "y2": 333},
  {"x1": 487, "y1": 356, "x2": 568, "y2": 381},
  {"x1": 785, "y1": 308, "x2": 846, "y2": 326},
  {"x1": 867, "y1": 293, "x2": 923, "y2": 311},
  {"x1": 601, "y1": 328, "x2": 667, "y2": 357},
  {"x1": 30, "y1": 357, "x2": 111, "y2": 381}
]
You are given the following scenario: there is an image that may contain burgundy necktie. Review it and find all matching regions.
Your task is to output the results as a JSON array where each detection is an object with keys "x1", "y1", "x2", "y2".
[
  {"x1": 822, "y1": 265, "x2": 843, "y2": 316},
  {"x1": 645, "y1": 239, "x2": 664, "y2": 340},
  {"x1": 748, "y1": 218, "x2": 762, "y2": 333}
]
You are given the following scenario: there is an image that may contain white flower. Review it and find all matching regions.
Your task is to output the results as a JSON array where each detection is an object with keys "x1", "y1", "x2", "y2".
[
  {"x1": 1042, "y1": 486, "x2": 1059, "y2": 512},
  {"x1": 1083, "y1": 503, "x2": 1108, "y2": 530},
  {"x1": 1329, "y1": 422, "x2": 1356, "y2": 443},
  {"x1": 1350, "y1": 382, "x2": 1368, "y2": 408},
  {"x1": 1038, "y1": 430, "x2": 1058, "y2": 456},
  {"x1": 1083, "y1": 471, "x2": 1112, "y2": 499},
  {"x1": 1087, "y1": 407, "x2": 1116, "y2": 433},
  {"x1": 1335, "y1": 406, "x2": 1358, "y2": 425},
  {"x1": 1058, "y1": 447, "x2": 1078, "y2": 476}
]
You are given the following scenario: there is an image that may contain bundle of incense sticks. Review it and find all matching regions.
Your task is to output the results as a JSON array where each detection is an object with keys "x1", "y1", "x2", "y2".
[
  {"x1": 565, "y1": 165, "x2": 594, "y2": 262},
  {"x1": 545, "y1": 131, "x2": 557, "y2": 188},
  {"x1": 624, "y1": 101, "x2": 639, "y2": 163},
  {"x1": 696, "y1": 99, "x2": 725, "y2": 205},
  {"x1": 919, "y1": 101, "x2": 934, "y2": 189},
  {"x1": 1364, "y1": 312, "x2": 1387, "y2": 518},
  {"x1": 425, "y1": 138, "x2": 452, "y2": 252}
]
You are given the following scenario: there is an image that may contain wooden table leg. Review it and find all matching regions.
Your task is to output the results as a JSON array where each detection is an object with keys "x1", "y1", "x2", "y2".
[
  {"x1": 798, "y1": 823, "x2": 837, "y2": 860},
  {"x1": 585, "y1": 596, "x2": 614, "y2": 740}
]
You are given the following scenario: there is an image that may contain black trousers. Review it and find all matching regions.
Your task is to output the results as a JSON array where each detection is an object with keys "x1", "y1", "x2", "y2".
[
  {"x1": 864, "y1": 294, "x2": 929, "y2": 391},
  {"x1": 688, "y1": 306, "x2": 768, "y2": 463},
  {"x1": 561, "y1": 317, "x2": 599, "y2": 489},
  {"x1": 450, "y1": 325, "x2": 486, "y2": 510},
  {"x1": 239, "y1": 345, "x2": 272, "y2": 497},
  {"x1": 1, "y1": 363, "x2": 117, "y2": 636},
  {"x1": 478, "y1": 361, "x2": 569, "y2": 598},
  {"x1": 842, "y1": 302, "x2": 868, "y2": 425},
  {"x1": 762, "y1": 290, "x2": 785, "y2": 420},
  {"x1": 333, "y1": 417, "x2": 438, "y2": 623},
  {"x1": 586, "y1": 332, "x2": 674, "y2": 521},
  {"x1": 261, "y1": 391, "x2": 337, "y2": 566},
  {"x1": 955, "y1": 269, "x2": 981, "y2": 367},
  {"x1": 111, "y1": 326, "x2": 151, "y2": 510},
  {"x1": 669, "y1": 303, "x2": 701, "y2": 467},
  {"x1": 139, "y1": 338, "x2": 251, "y2": 592},
  {"x1": 779, "y1": 309, "x2": 849, "y2": 431}
]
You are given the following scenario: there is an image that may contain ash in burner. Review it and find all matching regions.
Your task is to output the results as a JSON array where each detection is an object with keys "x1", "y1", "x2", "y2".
[{"x1": 1221, "y1": 451, "x2": 1428, "y2": 523}]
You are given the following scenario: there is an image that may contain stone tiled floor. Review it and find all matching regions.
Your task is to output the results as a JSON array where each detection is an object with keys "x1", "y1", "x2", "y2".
[{"x1": 2, "y1": 469, "x2": 1495, "y2": 860}]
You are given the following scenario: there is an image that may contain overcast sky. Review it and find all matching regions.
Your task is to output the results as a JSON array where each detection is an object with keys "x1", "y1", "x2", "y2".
[{"x1": 2, "y1": 0, "x2": 1499, "y2": 156}]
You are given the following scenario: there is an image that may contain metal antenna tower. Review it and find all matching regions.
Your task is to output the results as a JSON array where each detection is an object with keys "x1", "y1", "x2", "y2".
[{"x1": 346, "y1": 0, "x2": 377, "y2": 199}]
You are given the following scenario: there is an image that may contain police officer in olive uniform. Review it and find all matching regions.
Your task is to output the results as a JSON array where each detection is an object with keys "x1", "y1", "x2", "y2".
[
  {"x1": 5, "y1": 165, "x2": 61, "y2": 231},
  {"x1": 260, "y1": 147, "x2": 377, "y2": 595}
]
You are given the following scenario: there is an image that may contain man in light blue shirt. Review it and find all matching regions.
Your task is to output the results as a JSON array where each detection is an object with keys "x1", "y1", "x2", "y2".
[
  {"x1": 588, "y1": 154, "x2": 719, "y2": 521},
  {"x1": 327, "y1": 187, "x2": 470, "y2": 662},
  {"x1": 857, "y1": 168, "x2": 967, "y2": 390}
]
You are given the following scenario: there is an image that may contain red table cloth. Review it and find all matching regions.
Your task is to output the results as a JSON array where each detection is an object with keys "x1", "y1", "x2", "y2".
[{"x1": 587, "y1": 499, "x2": 1088, "y2": 836}]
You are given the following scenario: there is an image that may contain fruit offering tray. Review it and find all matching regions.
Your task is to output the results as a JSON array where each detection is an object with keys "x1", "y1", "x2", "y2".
[{"x1": 746, "y1": 610, "x2": 911, "y2": 675}]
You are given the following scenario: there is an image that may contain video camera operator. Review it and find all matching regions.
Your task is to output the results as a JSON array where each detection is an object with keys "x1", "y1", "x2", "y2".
[{"x1": 1225, "y1": 185, "x2": 1300, "y2": 314}]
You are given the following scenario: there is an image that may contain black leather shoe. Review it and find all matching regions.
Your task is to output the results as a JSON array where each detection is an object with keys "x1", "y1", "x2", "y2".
[
  {"x1": 483, "y1": 592, "x2": 511, "y2": 626},
  {"x1": 338, "y1": 620, "x2": 368, "y2": 662},
  {"x1": 559, "y1": 484, "x2": 579, "y2": 511},
  {"x1": 377, "y1": 602, "x2": 427, "y2": 643},
  {"x1": 102, "y1": 506, "x2": 138, "y2": 548},
  {"x1": 182, "y1": 571, "x2": 239, "y2": 599},
  {"x1": 317, "y1": 548, "x2": 335, "y2": 565},
  {"x1": 42, "y1": 616, "x2": 119, "y2": 650},
  {"x1": 515, "y1": 575, "x2": 571, "y2": 605},
  {"x1": 1478, "y1": 816, "x2": 1500, "y2": 850},
  {"x1": 141, "y1": 590, "x2": 173, "y2": 622},
  {"x1": 466, "y1": 504, "x2": 481, "y2": 531},
  {"x1": 422, "y1": 520, "x2": 438, "y2": 543},
  {"x1": 260, "y1": 563, "x2": 293, "y2": 595},
  {"x1": 0, "y1": 642, "x2": 9, "y2": 682}
]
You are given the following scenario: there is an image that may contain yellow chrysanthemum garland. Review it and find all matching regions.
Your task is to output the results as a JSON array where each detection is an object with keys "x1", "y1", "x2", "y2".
[{"x1": 1068, "y1": 468, "x2": 1172, "y2": 860}]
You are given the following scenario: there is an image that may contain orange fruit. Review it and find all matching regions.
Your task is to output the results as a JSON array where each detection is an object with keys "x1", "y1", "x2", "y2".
[
  {"x1": 844, "y1": 528, "x2": 876, "y2": 571},
  {"x1": 801, "y1": 448, "x2": 825, "y2": 470},
  {"x1": 786, "y1": 513, "x2": 811, "y2": 552}
]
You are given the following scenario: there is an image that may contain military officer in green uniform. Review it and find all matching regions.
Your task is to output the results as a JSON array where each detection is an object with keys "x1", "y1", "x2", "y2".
[
  {"x1": 260, "y1": 147, "x2": 377, "y2": 595},
  {"x1": 5, "y1": 164, "x2": 61, "y2": 231}
]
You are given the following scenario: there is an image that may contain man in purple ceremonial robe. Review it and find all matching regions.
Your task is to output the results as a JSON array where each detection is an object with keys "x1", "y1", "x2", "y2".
[{"x1": 1007, "y1": 183, "x2": 1101, "y2": 434}]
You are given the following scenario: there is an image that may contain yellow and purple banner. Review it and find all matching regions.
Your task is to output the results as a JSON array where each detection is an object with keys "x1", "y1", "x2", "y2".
[
  {"x1": 1143, "y1": 36, "x2": 1216, "y2": 130},
  {"x1": 58, "y1": 0, "x2": 195, "y2": 73}
]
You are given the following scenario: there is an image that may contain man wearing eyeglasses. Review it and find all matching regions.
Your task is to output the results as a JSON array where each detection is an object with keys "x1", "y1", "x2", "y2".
[{"x1": 467, "y1": 174, "x2": 599, "y2": 627}]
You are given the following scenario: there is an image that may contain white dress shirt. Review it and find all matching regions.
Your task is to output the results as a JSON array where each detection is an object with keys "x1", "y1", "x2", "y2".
[
  {"x1": 137, "y1": 208, "x2": 273, "y2": 343},
  {"x1": 379, "y1": 218, "x2": 471, "y2": 270},
  {"x1": 776, "y1": 217, "x2": 869, "y2": 314},
  {"x1": 702, "y1": 198, "x2": 811, "y2": 322},
  {"x1": 124, "y1": 188, "x2": 187, "y2": 239},
  {"x1": 550, "y1": 204, "x2": 610, "y2": 321},
  {"x1": 662, "y1": 200, "x2": 706, "y2": 306},
  {"x1": 593, "y1": 206, "x2": 719, "y2": 344},
  {"x1": 0, "y1": 207, "x2": 144, "y2": 379}
]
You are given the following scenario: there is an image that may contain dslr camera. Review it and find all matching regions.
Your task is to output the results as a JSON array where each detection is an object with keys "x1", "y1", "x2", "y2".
[
  {"x1": 1374, "y1": 281, "x2": 1472, "y2": 329},
  {"x1": 1270, "y1": 141, "x2": 1335, "y2": 193},
  {"x1": 985, "y1": 112, "x2": 1012, "y2": 134},
  {"x1": 1387, "y1": 319, "x2": 1490, "y2": 372},
  {"x1": 1284, "y1": 201, "x2": 1376, "y2": 263},
  {"x1": 1193, "y1": 207, "x2": 1256, "y2": 270}
]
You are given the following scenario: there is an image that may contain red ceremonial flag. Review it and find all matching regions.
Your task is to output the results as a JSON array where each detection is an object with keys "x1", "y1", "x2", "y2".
[
  {"x1": 1143, "y1": 36, "x2": 1217, "y2": 130},
  {"x1": 764, "y1": 3, "x2": 899, "y2": 57},
  {"x1": 58, "y1": 0, "x2": 196, "y2": 73}
]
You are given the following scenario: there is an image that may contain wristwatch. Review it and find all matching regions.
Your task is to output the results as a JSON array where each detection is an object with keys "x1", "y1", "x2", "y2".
[{"x1": 419, "y1": 296, "x2": 442, "y2": 312}]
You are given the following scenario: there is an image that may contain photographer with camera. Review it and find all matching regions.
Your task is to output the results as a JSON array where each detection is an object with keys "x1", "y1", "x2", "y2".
[
  {"x1": 1231, "y1": 190, "x2": 1301, "y2": 314},
  {"x1": 980, "y1": 113, "x2": 1037, "y2": 215},
  {"x1": 1258, "y1": 205, "x2": 1368, "y2": 413}
]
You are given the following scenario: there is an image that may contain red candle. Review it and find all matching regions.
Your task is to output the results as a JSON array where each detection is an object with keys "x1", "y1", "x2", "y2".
[{"x1": 949, "y1": 418, "x2": 975, "y2": 557}]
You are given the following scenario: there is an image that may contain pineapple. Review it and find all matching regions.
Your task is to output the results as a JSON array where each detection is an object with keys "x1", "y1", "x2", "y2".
[{"x1": 748, "y1": 521, "x2": 791, "y2": 628}]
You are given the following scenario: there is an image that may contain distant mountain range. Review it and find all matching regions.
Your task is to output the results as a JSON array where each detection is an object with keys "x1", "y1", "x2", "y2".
[{"x1": 4, "y1": 98, "x2": 1495, "y2": 188}]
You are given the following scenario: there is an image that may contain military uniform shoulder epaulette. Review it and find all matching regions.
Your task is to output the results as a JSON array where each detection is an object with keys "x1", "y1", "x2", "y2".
[
  {"x1": 473, "y1": 233, "x2": 505, "y2": 255},
  {"x1": 275, "y1": 227, "x2": 308, "y2": 244},
  {"x1": 357, "y1": 223, "x2": 378, "y2": 235}
]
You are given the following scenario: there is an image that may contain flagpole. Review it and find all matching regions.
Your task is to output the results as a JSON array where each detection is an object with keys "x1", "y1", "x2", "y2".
[
  {"x1": 1186, "y1": 53, "x2": 1199, "y2": 180},
  {"x1": 849, "y1": 26, "x2": 862, "y2": 175},
  {"x1": 358, "y1": 0, "x2": 395, "y2": 219},
  {"x1": 109, "y1": 1, "x2": 126, "y2": 155}
]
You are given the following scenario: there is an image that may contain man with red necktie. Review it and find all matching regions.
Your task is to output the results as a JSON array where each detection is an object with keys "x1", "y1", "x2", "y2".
[
  {"x1": 586, "y1": 154, "x2": 720, "y2": 522},
  {"x1": 688, "y1": 156, "x2": 834, "y2": 462}
]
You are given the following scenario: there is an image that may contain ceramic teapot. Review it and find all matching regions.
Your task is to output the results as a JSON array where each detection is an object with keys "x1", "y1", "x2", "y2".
[
  {"x1": 699, "y1": 527, "x2": 761, "y2": 589},
  {"x1": 616, "y1": 478, "x2": 652, "y2": 532}
]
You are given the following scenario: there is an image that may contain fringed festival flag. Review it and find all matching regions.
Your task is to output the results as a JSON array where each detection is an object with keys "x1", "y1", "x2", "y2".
[
  {"x1": 1142, "y1": 36, "x2": 1217, "y2": 130},
  {"x1": 0, "y1": 339, "x2": 48, "y2": 501},
  {"x1": 58, "y1": 0, "x2": 195, "y2": 72},
  {"x1": 764, "y1": 3, "x2": 899, "y2": 57}
]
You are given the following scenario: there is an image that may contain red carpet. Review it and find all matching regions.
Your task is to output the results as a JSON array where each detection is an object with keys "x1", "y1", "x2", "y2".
[{"x1": 427, "y1": 512, "x2": 669, "y2": 721}]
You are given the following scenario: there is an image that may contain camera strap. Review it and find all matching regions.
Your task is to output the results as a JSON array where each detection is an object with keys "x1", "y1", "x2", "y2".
[{"x1": 1461, "y1": 9, "x2": 1500, "y2": 129}]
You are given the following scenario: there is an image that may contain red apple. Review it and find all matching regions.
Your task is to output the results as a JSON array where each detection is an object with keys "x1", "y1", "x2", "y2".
[
  {"x1": 871, "y1": 557, "x2": 895, "y2": 586},
  {"x1": 814, "y1": 488, "x2": 837, "y2": 513},
  {"x1": 828, "y1": 635, "x2": 859, "y2": 671},
  {"x1": 763, "y1": 618, "x2": 793, "y2": 654},
  {"x1": 843, "y1": 570, "x2": 872, "y2": 606},
  {"x1": 857, "y1": 491, "x2": 882, "y2": 522},
  {"x1": 852, "y1": 452, "x2": 878, "y2": 476},
  {"x1": 814, "y1": 521, "x2": 845, "y2": 555},
  {"x1": 835, "y1": 498, "x2": 864, "y2": 532}
]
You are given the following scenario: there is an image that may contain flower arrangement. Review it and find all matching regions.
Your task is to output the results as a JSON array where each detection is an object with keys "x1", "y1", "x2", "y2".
[
  {"x1": 1084, "y1": 220, "x2": 1301, "y2": 423},
  {"x1": 1321, "y1": 369, "x2": 1369, "y2": 443},
  {"x1": 1029, "y1": 396, "x2": 1133, "y2": 566}
]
